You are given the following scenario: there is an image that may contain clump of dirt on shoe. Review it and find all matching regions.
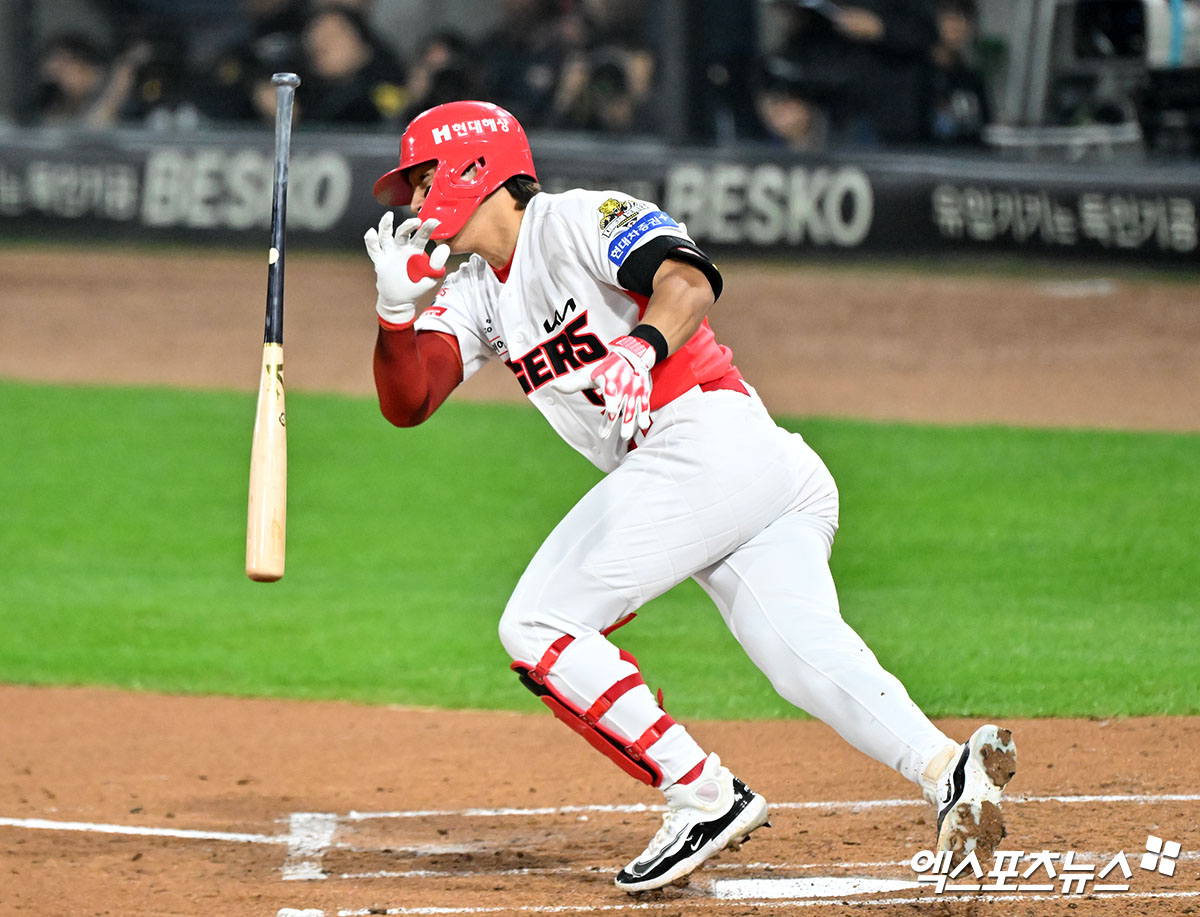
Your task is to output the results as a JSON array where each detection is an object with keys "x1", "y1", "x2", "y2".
[{"x1": 980, "y1": 728, "x2": 1018, "y2": 789}]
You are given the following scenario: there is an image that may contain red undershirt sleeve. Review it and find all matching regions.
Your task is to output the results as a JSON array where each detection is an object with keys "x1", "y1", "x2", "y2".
[{"x1": 373, "y1": 322, "x2": 464, "y2": 426}]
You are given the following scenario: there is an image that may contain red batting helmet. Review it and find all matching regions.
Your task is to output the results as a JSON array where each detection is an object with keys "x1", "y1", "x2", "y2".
[{"x1": 373, "y1": 100, "x2": 537, "y2": 240}]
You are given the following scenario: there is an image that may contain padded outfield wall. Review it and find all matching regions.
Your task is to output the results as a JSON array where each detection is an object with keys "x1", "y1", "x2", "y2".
[{"x1": 0, "y1": 127, "x2": 1197, "y2": 264}]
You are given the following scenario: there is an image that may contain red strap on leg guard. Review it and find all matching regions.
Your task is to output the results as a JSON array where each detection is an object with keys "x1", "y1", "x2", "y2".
[
  {"x1": 511, "y1": 634, "x2": 673, "y2": 787},
  {"x1": 630, "y1": 714, "x2": 675, "y2": 760},
  {"x1": 527, "y1": 634, "x2": 573, "y2": 685},
  {"x1": 601, "y1": 613, "x2": 637, "y2": 636},
  {"x1": 584, "y1": 673, "x2": 644, "y2": 724},
  {"x1": 537, "y1": 693, "x2": 667, "y2": 785}
]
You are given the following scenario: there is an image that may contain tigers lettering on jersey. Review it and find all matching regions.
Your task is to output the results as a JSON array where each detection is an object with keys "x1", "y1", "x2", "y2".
[{"x1": 507, "y1": 313, "x2": 606, "y2": 394}]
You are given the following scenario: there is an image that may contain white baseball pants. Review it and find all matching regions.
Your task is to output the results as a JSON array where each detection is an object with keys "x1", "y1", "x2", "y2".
[{"x1": 498, "y1": 384, "x2": 952, "y2": 787}]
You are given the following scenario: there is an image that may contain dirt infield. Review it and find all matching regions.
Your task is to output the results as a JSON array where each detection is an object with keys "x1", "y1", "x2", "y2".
[
  {"x1": 1, "y1": 247, "x2": 1198, "y2": 915},
  {"x1": 3, "y1": 248, "x2": 1199, "y2": 429},
  {"x1": 2, "y1": 688, "x2": 1198, "y2": 916}
]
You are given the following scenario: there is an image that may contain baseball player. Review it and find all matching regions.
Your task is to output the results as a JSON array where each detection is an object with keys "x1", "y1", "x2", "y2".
[{"x1": 365, "y1": 99, "x2": 1016, "y2": 892}]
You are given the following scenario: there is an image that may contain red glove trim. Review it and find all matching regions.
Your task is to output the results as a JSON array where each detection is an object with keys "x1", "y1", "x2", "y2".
[
  {"x1": 378, "y1": 315, "x2": 416, "y2": 332},
  {"x1": 407, "y1": 252, "x2": 446, "y2": 283},
  {"x1": 610, "y1": 334, "x2": 655, "y2": 368}
]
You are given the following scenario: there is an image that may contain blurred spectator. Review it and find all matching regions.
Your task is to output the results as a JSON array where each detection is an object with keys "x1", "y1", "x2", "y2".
[
  {"x1": 577, "y1": 0, "x2": 656, "y2": 104},
  {"x1": 752, "y1": 56, "x2": 837, "y2": 151},
  {"x1": 94, "y1": 0, "x2": 242, "y2": 67},
  {"x1": 767, "y1": 0, "x2": 936, "y2": 146},
  {"x1": 688, "y1": 0, "x2": 763, "y2": 143},
  {"x1": 761, "y1": 2, "x2": 853, "y2": 128},
  {"x1": 299, "y1": 4, "x2": 407, "y2": 126},
  {"x1": 28, "y1": 29, "x2": 190, "y2": 128},
  {"x1": 924, "y1": 0, "x2": 991, "y2": 145},
  {"x1": 548, "y1": 0, "x2": 657, "y2": 134},
  {"x1": 550, "y1": 49, "x2": 652, "y2": 133},
  {"x1": 835, "y1": 0, "x2": 938, "y2": 145},
  {"x1": 477, "y1": 0, "x2": 578, "y2": 128},
  {"x1": 114, "y1": 28, "x2": 198, "y2": 128},
  {"x1": 243, "y1": 47, "x2": 305, "y2": 126},
  {"x1": 398, "y1": 30, "x2": 480, "y2": 123},
  {"x1": 28, "y1": 33, "x2": 111, "y2": 125},
  {"x1": 192, "y1": 0, "x2": 307, "y2": 123}
]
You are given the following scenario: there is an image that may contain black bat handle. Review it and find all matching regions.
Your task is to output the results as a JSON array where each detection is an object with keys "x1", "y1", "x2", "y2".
[{"x1": 265, "y1": 73, "x2": 300, "y2": 346}]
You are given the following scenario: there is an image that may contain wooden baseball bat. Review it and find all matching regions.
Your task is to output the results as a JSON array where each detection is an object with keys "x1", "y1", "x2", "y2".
[{"x1": 246, "y1": 72, "x2": 300, "y2": 582}]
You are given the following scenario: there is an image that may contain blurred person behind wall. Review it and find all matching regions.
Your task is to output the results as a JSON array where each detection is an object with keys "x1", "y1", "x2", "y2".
[
  {"x1": 25, "y1": 29, "x2": 189, "y2": 128},
  {"x1": 761, "y1": 1, "x2": 855, "y2": 140},
  {"x1": 477, "y1": 0, "x2": 579, "y2": 128},
  {"x1": 769, "y1": 0, "x2": 937, "y2": 146},
  {"x1": 299, "y1": 4, "x2": 407, "y2": 126},
  {"x1": 548, "y1": 0, "x2": 657, "y2": 134},
  {"x1": 105, "y1": 27, "x2": 196, "y2": 128},
  {"x1": 752, "y1": 56, "x2": 840, "y2": 151},
  {"x1": 923, "y1": 0, "x2": 991, "y2": 144},
  {"x1": 398, "y1": 30, "x2": 481, "y2": 123},
  {"x1": 93, "y1": 0, "x2": 241, "y2": 64},
  {"x1": 27, "y1": 32, "x2": 111, "y2": 125},
  {"x1": 578, "y1": 0, "x2": 656, "y2": 112},
  {"x1": 837, "y1": 0, "x2": 938, "y2": 145},
  {"x1": 191, "y1": 0, "x2": 307, "y2": 123},
  {"x1": 550, "y1": 49, "x2": 653, "y2": 133},
  {"x1": 688, "y1": 0, "x2": 762, "y2": 142}
]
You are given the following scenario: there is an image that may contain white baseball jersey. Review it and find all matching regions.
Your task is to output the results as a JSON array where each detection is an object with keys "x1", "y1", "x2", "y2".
[
  {"x1": 402, "y1": 189, "x2": 955, "y2": 797},
  {"x1": 413, "y1": 189, "x2": 732, "y2": 472}
]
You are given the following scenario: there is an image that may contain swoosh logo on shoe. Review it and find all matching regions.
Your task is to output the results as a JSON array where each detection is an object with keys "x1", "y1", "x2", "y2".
[
  {"x1": 937, "y1": 745, "x2": 971, "y2": 830},
  {"x1": 622, "y1": 825, "x2": 690, "y2": 879},
  {"x1": 619, "y1": 781, "x2": 761, "y2": 885}
]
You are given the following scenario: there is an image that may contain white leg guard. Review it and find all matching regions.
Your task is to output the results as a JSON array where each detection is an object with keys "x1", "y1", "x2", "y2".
[{"x1": 511, "y1": 630, "x2": 706, "y2": 787}]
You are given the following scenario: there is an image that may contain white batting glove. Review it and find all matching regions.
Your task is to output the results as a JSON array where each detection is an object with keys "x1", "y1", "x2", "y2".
[
  {"x1": 363, "y1": 212, "x2": 450, "y2": 325},
  {"x1": 559, "y1": 335, "x2": 656, "y2": 441}
]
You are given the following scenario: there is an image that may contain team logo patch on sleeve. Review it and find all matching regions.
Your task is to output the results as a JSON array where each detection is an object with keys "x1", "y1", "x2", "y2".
[
  {"x1": 607, "y1": 211, "x2": 680, "y2": 266},
  {"x1": 598, "y1": 198, "x2": 647, "y2": 239}
]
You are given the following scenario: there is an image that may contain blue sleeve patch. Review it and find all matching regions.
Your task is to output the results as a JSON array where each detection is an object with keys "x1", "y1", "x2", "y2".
[{"x1": 606, "y1": 211, "x2": 680, "y2": 266}]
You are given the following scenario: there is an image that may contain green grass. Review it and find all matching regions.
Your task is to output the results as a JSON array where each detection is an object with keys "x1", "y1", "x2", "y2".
[{"x1": 1, "y1": 380, "x2": 1196, "y2": 719}]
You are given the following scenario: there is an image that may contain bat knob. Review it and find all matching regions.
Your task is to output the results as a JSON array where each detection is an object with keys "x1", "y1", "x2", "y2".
[{"x1": 272, "y1": 72, "x2": 301, "y2": 88}]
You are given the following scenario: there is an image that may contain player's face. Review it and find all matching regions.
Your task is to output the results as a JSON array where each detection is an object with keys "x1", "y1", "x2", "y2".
[
  {"x1": 405, "y1": 161, "x2": 489, "y2": 254},
  {"x1": 407, "y1": 162, "x2": 435, "y2": 214}
]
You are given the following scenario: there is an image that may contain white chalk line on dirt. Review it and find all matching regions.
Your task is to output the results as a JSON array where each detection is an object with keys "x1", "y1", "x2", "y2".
[
  {"x1": 1038, "y1": 278, "x2": 1118, "y2": 298},
  {"x1": 3, "y1": 792, "x2": 1195, "y2": 851},
  {"x1": 336, "y1": 860, "x2": 917, "y2": 881},
  {"x1": 335, "y1": 850, "x2": 1200, "y2": 882},
  {"x1": 277, "y1": 890, "x2": 1200, "y2": 916},
  {"x1": 6, "y1": 812, "x2": 1192, "y2": 889},
  {"x1": 346, "y1": 792, "x2": 1200, "y2": 821},
  {"x1": 283, "y1": 812, "x2": 339, "y2": 881},
  {"x1": 0, "y1": 815, "x2": 289, "y2": 845}
]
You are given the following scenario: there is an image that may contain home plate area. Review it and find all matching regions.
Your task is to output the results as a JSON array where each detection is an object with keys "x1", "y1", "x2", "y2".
[
  {"x1": 275, "y1": 793, "x2": 1199, "y2": 915},
  {"x1": 5, "y1": 697, "x2": 1197, "y2": 916}
]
